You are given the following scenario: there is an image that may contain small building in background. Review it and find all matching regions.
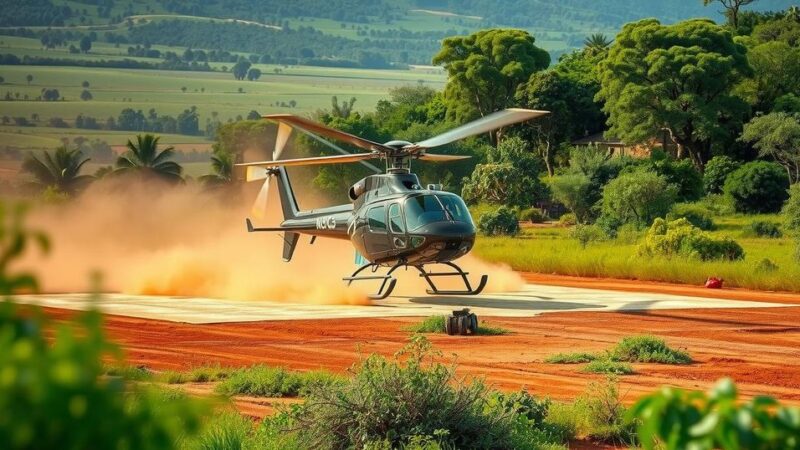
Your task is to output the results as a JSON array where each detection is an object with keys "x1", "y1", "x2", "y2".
[{"x1": 572, "y1": 130, "x2": 678, "y2": 158}]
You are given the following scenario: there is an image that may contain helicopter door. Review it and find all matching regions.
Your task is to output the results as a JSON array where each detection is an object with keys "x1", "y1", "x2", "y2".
[
  {"x1": 365, "y1": 205, "x2": 391, "y2": 257},
  {"x1": 387, "y1": 203, "x2": 407, "y2": 250}
]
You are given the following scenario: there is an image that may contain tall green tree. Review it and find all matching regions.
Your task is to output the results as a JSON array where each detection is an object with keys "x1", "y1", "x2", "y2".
[
  {"x1": 596, "y1": 19, "x2": 752, "y2": 171},
  {"x1": 736, "y1": 41, "x2": 800, "y2": 113},
  {"x1": 22, "y1": 146, "x2": 93, "y2": 195},
  {"x1": 703, "y1": 0, "x2": 756, "y2": 29},
  {"x1": 740, "y1": 112, "x2": 800, "y2": 184},
  {"x1": 583, "y1": 33, "x2": 612, "y2": 55},
  {"x1": 200, "y1": 148, "x2": 234, "y2": 186},
  {"x1": 432, "y1": 29, "x2": 550, "y2": 146},
  {"x1": 115, "y1": 134, "x2": 183, "y2": 182}
]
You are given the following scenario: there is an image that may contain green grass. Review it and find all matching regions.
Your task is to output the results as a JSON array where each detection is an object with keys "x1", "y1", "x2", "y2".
[
  {"x1": 192, "y1": 411, "x2": 253, "y2": 450},
  {"x1": 544, "y1": 352, "x2": 598, "y2": 364},
  {"x1": 609, "y1": 335, "x2": 692, "y2": 364},
  {"x1": 473, "y1": 214, "x2": 800, "y2": 292},
  {"x1": 214, "y1": 365, "x2": 343, "y2": 397},
  {"x1": 103, "y1": 364, "x2": 154, "y2": 381},
  {"x1": 403, "y1": 315, "x2": 511, "y2": 335},
  {"x1": 582, "y1": 359, "x2": 635, "y2": 375},
  {"x1": 160, "y1": 364, "x2": 236, "y2": 384}
]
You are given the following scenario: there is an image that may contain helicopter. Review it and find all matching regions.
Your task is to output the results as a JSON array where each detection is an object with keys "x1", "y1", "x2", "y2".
[{"x1": 237, "y1": 108, "x2": 548, "y2": 299}]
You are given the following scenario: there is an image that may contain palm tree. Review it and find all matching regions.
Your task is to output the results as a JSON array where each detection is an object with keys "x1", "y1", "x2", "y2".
[
  {"x1": 199, "y1": 149, "x2": 234, "y2": 186},
  {"x1": 115, "y1": 134, "x2": 183, "y2": 182},
  {"x1": 21, "y1": 146, "x2": 93, "y2": 195},
  {"x1": 583, "y1": 33, "x2": 612, "y2": 55}
]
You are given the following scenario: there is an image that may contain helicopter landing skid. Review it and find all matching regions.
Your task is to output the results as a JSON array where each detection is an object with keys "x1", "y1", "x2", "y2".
[
  {"x1": 343, "y1": 261, "x2": 487, "y2": 300},
  {"x1": 414, "y1": 261, "x2": 488, "y2": 296}
]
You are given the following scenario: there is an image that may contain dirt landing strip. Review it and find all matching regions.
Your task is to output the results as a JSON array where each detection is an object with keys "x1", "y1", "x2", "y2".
[{"x1": 36, "y1": 296, "x2": 800, "y2": 408}]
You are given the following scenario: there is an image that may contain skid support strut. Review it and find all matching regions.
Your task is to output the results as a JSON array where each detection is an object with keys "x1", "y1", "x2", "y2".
[
  {"x1": 343, "y1": 262, "x2": 402, "y2": 300},
  {"x1": 414, "y1": 261, "x2": 488, "y2": 296}
]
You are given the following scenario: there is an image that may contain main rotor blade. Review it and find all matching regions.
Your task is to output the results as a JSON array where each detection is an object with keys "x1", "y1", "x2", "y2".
[
  {"x1": 263, "y1": 114, "x2": 390, "y2": 153},
  {"x1": 236, "y1": 152, "x2": 380, "y2": 168},
  {"x1": 417, "y1": 153, "x2": 472, "y2": 162},
  {"x1": 410, "y1": 109, "x2": 549, "y2": 150},
  {"x1": 293, "y1": 125, "x2": 382, "y2": 174}
]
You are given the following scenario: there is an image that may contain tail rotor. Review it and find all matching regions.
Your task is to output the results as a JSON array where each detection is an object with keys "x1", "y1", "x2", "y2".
[{"x1": 248, "y1": 122, "x2": 293, "y2": 218}]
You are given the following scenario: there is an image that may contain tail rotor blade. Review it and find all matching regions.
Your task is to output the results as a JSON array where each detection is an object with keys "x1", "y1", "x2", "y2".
[
  {"x1": 274, "y1": 122, "x2": 292, "y2": 160},
  {"x1": 252, "y1": 177, "x2": 271, "y2": 219}
]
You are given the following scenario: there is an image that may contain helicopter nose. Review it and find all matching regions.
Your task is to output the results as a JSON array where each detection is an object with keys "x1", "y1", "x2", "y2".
[{"x1": 415, "y1": 221, "x2": 475, "y2": 238}]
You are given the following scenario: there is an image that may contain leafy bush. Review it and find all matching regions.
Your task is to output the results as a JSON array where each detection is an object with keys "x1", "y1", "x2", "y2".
[
  {"x1": 703, "y1": 155, "x2": 739, "y2": 194},
  {"x1": 582, "y1": 359, "x2": 634, "y2": 375},
  {"x1": 294, "y1": 336, "x2": 524, "y2": 449},
  {"x1": 629, "y1": 378, "x2": 800, "y2": 450},
  {"x1": 558, "y1": 212, "x2": 577, "y2": 227},
  {"x1": 667, "y1": 203, "x2": 715, "y2": 230},
  {"x1": 638, "y1": 218, "x2": 745, "y2": 261},
  {"x1": 569, "y1": 224, "x2": 605, "y2": 249},
  {"x1": 609, "y1": 335, "x2": 692, "y2": 364},
  {"x1": 723, "y1": 161, "x2": 790, "y2": 213},
  {"x1": 642, "y1": 156, "x2": 704, "y2": 202},
  {"x1": 697, "y1": 194, "x2": 735, "y2": 216},
  {"x1": 478, "y1": 206, "x2": 520, "y2": 236},
  {"x1": 193, "y1": 411, "x2": 252, "y2": 450},
  {"x1": 402, "y1": 315, "x2": 446, "y2": 333},
  {"x1": 745, "y1": 220, "x2": 783, "y2": 238},
  {"x1": 519, "y1": 207, "x2": 548, "y2": 223},
  {"x1": 615, "y1": 223, "x2": 642, "y2": 244},
  {"x1": 784, "y1": 183, "x2": 800, "y2": 235},
  {"x1": 601, "y1": 170, "x2": 678, "y2": 228},
  {"x1": 754, "y1": 258, "x2": 779, "y2": 273},
  {"x1": 548, "y1": 174, "x2": 594, "y2": 223},
  {"x1": 161, "y1": 364, "x2": 234, "y2": 384}
]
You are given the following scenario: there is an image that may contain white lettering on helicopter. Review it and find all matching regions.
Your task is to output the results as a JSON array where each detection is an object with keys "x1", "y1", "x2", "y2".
[{"x1": 315, "y1": 216, "x2": 337, "y2": 230}]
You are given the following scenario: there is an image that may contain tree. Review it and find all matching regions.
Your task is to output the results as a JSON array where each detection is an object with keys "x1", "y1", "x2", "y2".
[
  {"x1": 246, "y1": 68, "x2": 262, "y2": 81},
  {"x1": 114, "y1": 134, "x2": 183, "y2": 182},
  {"x1": 79, "y1": 36, "x2": 92, "y2": 53},
  {"x1": 80, "y1": 89, "x2": 92, "y2": 101},
  {"x1": 177, "y1": 106, "x2": 199, "y2": 135},
  {"x1": 81, "y1": 80, "x2": 89, "y2": 88},
  {"x1": 25, "y1": 74, "x2": 32, "y2": 85},
  {"x1": 432, "y1": 29, "x2": 550, "y2": 146},
  {"x1": 199, "y1": 148, "x2": 234, "y2": 186},
  {"x1": 601, "y1": 170, "x2": 678, "y2": 227},
  {"x1": 724, "y1": 161, "x2": 789, "y2": 213},
  {"x1": 740, "y1": 112, "x2": 800, "y2": 184},
  {"x1": 583, "y1": 33, "x2": 612, "y2": 55},
  {"x1": 703, "y1": 155, "x2": 739, "y2": 194},
  {"x1": 703, "y1": 0, "x2": 756, "y2": 29},
  {"x1": 232, "y1": 60, "x2": 251, "y2": 80},
  {"x1": 738, "y1": 41, "x2": 800, "y2": 113},
  {"x1": 597, "y1": 19, "x2": 751, "y2": 171},
  {"x1": 0, "y1": 76, "x2": 4, "y2": 84},
  {"x1": 41, "y1": 88, "x2": 60, "y2": 101},
  {"x1": 246, "y1": 110, "x2": 261, "y2": 120},
  {"x1": 331, "y1": 96, "x2": 357, "y2": 119},
  {"x1": 548, "y1": 174, "x2": 594, "y2": 223},
  {"x1": 21, "y1": 146, "x2": 93, "y2": 195}
]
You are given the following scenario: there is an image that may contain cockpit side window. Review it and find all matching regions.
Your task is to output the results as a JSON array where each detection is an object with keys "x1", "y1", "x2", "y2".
[
  {"x1": 388, "y1": 203, "x2": 405, "y2": 233},
  {"x1": 437, "y1": 194, "x2": 473, "y2": 225},
  {"x1": 367, "y1": 205, "x2": 386, "y2": 232}
]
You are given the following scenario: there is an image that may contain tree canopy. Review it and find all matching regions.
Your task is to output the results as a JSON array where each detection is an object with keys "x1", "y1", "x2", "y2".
[{"x1": 596, "y1": 19, "x2": 752, "y2": 171}]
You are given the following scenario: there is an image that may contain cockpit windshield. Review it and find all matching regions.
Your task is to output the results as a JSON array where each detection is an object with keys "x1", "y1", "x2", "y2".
[{"x1": 404, "y1": 194, "x2": 473, "y2": 230}]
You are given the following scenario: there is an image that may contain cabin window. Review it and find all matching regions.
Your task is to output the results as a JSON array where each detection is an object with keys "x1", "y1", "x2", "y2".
[
  {"x1": 367, "y1": 206, "x2": 386, "y2": 232},
  {"x1": 437, "y1": 194, "x2": 473, "y2": 224},
  {"x1": 388, "y1": 203, "x2": 405, "y2": 233}
]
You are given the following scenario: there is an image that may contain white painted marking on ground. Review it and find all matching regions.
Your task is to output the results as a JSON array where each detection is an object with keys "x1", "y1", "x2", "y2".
[{"x1": 14, "y1": 284, "x2": 794, "y2": 324}]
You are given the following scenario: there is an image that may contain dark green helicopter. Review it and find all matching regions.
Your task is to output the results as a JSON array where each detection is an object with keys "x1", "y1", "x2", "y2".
[{"x1": 237, "y1": 109, "x2": 548, "y2": 299}]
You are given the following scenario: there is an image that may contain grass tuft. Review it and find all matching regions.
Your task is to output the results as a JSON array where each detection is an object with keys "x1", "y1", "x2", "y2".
[
  {"x1": 544, "y1": 352, "x2": 598, "y2": 364},
  {"x1": 160, "y1": 364, "x2": 235, "y2": 384},
  {"x1": 215, "y1": 365, "x2": 343, "y2": 397},
  {"x1": 194, "y1": 411, "x2": 253, "y2": 450},
  {"x1": 609, "y1": 335, "x2": 692, "y2": 364},
  {"x1": 582, "y1": 359, "x2": 634, "y2": 375},
  {"x1": 103, "y1": 364, "x2": 153, "y2": 381},
  {"x1": 402, "y1": 315, "x2": 511, "y2": 335}
]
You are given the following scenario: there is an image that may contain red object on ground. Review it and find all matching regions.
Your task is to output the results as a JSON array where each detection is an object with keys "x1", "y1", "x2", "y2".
[{"x1": 705, "y1": 277, "x2": 724, "y2": 289}]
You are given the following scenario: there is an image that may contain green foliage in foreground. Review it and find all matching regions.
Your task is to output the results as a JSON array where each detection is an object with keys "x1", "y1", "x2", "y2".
[
  {"x1": 638, "y1": 218, "x2": 744, "y2": 261},
  {"x1": 630, "y1": 378, "x2": 800, "y2": 450},
  {"x1": 402, "y1": 315, "x2": 511, "y2": 335},
  {"x1": 293, "y1": 335, "x2": 562, "y2": 449},
  {"x1": 215, "y1": 365, "x2": 344, "y2": 398}
]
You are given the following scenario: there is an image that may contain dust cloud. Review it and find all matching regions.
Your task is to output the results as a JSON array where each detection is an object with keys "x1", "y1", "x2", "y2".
[{"x1": 21, "y1": 177, "x2": 523, "y2": 305}]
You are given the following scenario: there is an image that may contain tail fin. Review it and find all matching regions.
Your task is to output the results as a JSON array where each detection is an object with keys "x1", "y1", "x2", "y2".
[{"x1": 274, "y1": 166, "x2": 300, "y2": 220}]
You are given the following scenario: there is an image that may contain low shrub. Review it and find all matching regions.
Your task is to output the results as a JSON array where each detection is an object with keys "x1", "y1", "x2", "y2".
[
  {"x1": 629, "y1": 378, "x2": 800, "y2": 450},
  {"x1": 519, "y1": 207, "x2": 548, "y2": 223},
  {"x1": 293, "y1": 336, "x2": 541, "y2": 449},
  {"x1": 558, "y1": 212, "x2": 577, "y2": 227},
  {"x1": 723, "y1": 161, "x2": 790, "y2": 214},
  {"x1": 595, "y1": 213, "x2": 623, "y2": 238},
  {"x1": 754, "y1": 258, "x2": 779, "y2": 273},
  {"x1": 666, "y1": 203, "x2": 715, "y2": 230},
  {"x1": 582, "y1": 359, "x2": 634, "y2": 375},
  {"x1": 548, "y1": 173, "x2": 593, "y2": 223},
  {"x1": 161, "y1": 364, "x2": 234, "y2": 384},
  {"x1": 784, "y1": 183, "x2": 800, "y2": 235},
  {"x1": 569, "y1": 224, "x2": 605, "y2": 249},
  {"x1": 545, "y1": 352, "x2": 597, "y2": 364},
  {"x1": 697, "y1": 194, "x2": 735, "y2": 216},
  {"x1": 193, "y1": 411, "x2": 252, "y2": 450},
  {"x1": 745, "y1": 220, "x2": 782, "y2": 238},
  {"x1": 478, "y1": 206, "x2": 520, "y2": 236},
  {"x1": 703, "y1": 155, "x2": 738, "y2": 195},
  {"x1": 600, "y1": 170, "x2": 678, "y2": 228},
  {"x1": 104, "y1": 364, "x2": 153, "y2": 381},
  {"x1": 609, "y1": 335, "x2": 692, "y2": 364},
  {"x1": 402, "y1": 316, "x2": 511, "y2": 335},
  {"x1": 638, "y1": 218, "x2": 745, "y2": 261},
  {"x1": 615, "y1": 223, "x2": 642, "y2": 244}
]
